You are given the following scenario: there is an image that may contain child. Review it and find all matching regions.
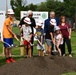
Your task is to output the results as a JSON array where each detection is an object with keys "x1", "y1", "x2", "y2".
[
  {"x1": 2, "y1": 9, "x2": 19, "y2": 63},
  {"x1": 54, "y1": 26, "x2": 63, "y2": 56},
  {"x1": 35, "y1": 20, "x2": 44, "y2": 56},
  {"x1": 20, "y1": 17, "x2": 32, "y2": 58}
]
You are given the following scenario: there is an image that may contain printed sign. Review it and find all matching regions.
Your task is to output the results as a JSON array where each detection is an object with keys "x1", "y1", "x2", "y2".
[
  {"x1": 0, "y1": 11, "x2": 5, "y2": 40},
  {"x1": 21, "y1": 11, "x2": 48, "y2": 28}
]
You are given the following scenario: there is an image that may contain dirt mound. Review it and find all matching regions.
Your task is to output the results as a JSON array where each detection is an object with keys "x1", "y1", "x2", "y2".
[{"x1": 0, "y1": 56, "x2": 76, "y2": 75}]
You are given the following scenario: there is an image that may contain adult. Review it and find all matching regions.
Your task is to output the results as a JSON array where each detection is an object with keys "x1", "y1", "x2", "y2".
[
  {"x1": 18, "y1": 10, "x2": 36, "y2": 56},
  {"x1": 2, "y1": 9, "x2": 18, "y2": 63},
  {"x1": 44, "y1": 11, "x2": 59, "y2": 34},
  {"x1": 59, "y1": 16, "x2": 72, "y2": 57},
  {"x1": 44, "y1": 11, "x2": 59, "y2": 54}
]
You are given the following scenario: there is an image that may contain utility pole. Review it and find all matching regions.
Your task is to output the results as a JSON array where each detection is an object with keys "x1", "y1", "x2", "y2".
[
  {"x1": 6, "y1": 0, "x2": 8, "y2": 14},
  {"x1": 75, "y1": 7, "x2": 76, "y2": 31}
]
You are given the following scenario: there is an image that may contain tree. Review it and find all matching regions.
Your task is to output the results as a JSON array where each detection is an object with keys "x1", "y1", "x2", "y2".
[
  {"x1": 46, "y1": 0, "x2": 66, "y2": 17},
  {"x1": 36, "y1": 2, "x2": 49, "y2": 11},
  {"x1": 26, "y1": 3, "x2": 37, "y2": 11},
  {"x1": 10, "y1": 0, "x2": 27, "y2": 19},
  {"x1": 64, "y1": 0, "x2": 76, "y2": 31}
]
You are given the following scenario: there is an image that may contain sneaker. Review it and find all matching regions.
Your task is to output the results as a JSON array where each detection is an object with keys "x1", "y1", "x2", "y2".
[
  {"x1": 9, "y1": 57, "x2": 16, "y2": 62},
  {"x1": 6, "y1": 59, "x2": 11, "y2": 64},
  {"x1": 69, "y1": 54, "x2": 72, "y2": 57}
]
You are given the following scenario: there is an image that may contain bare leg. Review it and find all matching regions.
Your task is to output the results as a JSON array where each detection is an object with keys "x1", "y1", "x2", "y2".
[
  {"x1": 4, "y1": 47, "x2": 9, "y2": 58},
  {"x1": 41, "y1": 50, "x2": 44, "y2": 56},
  {"x1": 57, "y1": 46, "x2": 62, "y2": 56},
  {"x1": 28, "y1": 45, "x2": 32, "y2": 58},
  {"x1": 58, "y1": 48, "x2": 61, "y2": 56},
  {"x1": 38, "y1": 50, "x2": 41, "y2": 56},
  {"x1": 48, "y1": 46, "x2": 52, "y2": 56},
  {"x1": 8, "y1": 48, "x2": 12, "y2": 57},
  {"x1": 24, "y1": 45, "x2": 28, "y2": 57}
]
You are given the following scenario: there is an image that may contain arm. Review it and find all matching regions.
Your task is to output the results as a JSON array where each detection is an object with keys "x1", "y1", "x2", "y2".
[
  {"x1": 69, "y1": 28, "x2": 71, "y2": 39},
  {"x1": 50, "y1": 32, "x2": 54, "y2": 44},
  {"x1": 18, "y1": 17, "x2": 25, "y2": 28},
  {"x1": 67, "y1": 23, "x2": 72, "y2": 39},
  {"x1": 40, "y1": 35, "x2": 43, "y2": 45},
  {"x1": 7, "y1": 25, "x2": 19, "y2": 41},
  {"x1": 56, "y1": 39, "x2": 61, "y2": 48},
  {"x1": 30, "y1": 33, "x2": 33, "y2": 41}
]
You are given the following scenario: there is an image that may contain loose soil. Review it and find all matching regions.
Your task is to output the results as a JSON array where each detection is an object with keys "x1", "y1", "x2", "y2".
[{"x1": 0, "y1": 56, "x2": 76, "y2": 75}]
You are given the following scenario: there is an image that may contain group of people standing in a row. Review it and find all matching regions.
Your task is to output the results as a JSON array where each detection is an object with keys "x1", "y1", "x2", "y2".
[
  {"x1": 44, "y1": 11, "x2": 72, "y2": 57},
  {"x1": 0, "y1": 9, "x2": 72, "y2": 64}
]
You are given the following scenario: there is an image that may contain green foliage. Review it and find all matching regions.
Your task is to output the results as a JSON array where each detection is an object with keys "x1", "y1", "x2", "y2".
[
  {"x1": 10, "y1": 0, "x2": 27, "y2": 19},
  {"x1": 36, "y1": 2, "x2": 49, "y2": 11},
  {"x1": 62, "y1": 72, "x2": 76, "y2": 75},
  {"x1": 64, "y1": 0, "x2": 76, "y2": 18},
  {"x1": 10, "y1": 0, "x2": 76, "y2": 20},
  {"x1": 46, "y1": 0, "x2": 66, "y2": 17}
]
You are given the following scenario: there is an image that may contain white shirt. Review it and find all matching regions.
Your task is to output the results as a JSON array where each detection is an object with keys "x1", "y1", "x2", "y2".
[
  {"x1": 22, "y1": 25, "x2": 32, "y2": 41},
  {"x1": 55, "y1": 34, "x2": 63, "y2": 45}
]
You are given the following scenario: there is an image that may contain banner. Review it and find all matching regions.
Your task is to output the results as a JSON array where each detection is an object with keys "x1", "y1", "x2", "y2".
[
  {"x1": 0, "y1": 11, "x2": 5, "y2": 40},
  {"x1": 21, "y1": 11, "x2": 48, "y2": 28}
]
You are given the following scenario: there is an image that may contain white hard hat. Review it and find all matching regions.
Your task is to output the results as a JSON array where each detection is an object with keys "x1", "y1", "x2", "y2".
[
  {"x1": 7, "y1": 9, "x2": 14, "y2": 14},
  {"x1": 24, "y1": 17, "x2": 31, "y2": 24},
  {"x1": 50, "y1": 19, "x2": 56, "y2": 26},
  {"x1": 27, "y1": 10, "x2": 33, "y2": 16},
  {"x1": 36, "y1": 20, "x2": 43, "y2": 26},
  {"x1": 55, "y1": 26, "x2": 60, "y2": 31}
]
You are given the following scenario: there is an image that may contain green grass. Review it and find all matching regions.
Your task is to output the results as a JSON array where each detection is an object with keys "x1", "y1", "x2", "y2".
[
  {"x1": 0, "y1": 27, "x2": 76, "y2": 75},
  {"x1": 62, "y1": 72, "x2": 76, "y2": 75}
]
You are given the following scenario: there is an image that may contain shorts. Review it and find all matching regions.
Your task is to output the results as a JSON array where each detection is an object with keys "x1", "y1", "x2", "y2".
[
  {"x1": 24, "y1": 40, "x2": 31, "y2": 45},
  {"x1": 46, "y1": 39, "x2": 52, "y2": 46},
  {"x1": 3, "y1": 38, "x2": 13, "y2": 48},
  {"x1": 37, "y1": 44, "x2": 44, "y2": 50}
]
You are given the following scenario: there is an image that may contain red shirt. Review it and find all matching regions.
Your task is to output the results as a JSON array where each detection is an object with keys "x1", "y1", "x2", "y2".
[{"x1": 59, "y1": 23, "x2": 71, "y2": 38}]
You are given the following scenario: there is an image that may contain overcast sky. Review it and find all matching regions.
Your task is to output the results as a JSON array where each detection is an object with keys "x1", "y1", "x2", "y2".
[
  {"x1": 0, "y1": 0, "x2": 46, "y2": 11},
  {"x1": 0, "y1": 0, "x2": 63, "y2": 11}
]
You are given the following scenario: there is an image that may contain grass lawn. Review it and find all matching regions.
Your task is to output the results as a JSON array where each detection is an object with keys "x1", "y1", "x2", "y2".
[
  {"x1": 0, "y1": 27, "x2": 76, "y2": 75},
  {"x1": 62, "y1": 72, "x2": 76, "y2": 75}
]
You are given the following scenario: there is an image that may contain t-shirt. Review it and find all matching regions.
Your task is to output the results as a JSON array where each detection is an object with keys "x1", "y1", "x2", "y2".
[
  {"x1": 45, "y1": 25, "x2": 54, "y2": 40},
  {"x1": 22, "y1": 25, "x2": 32, "y2": 41},
  {"x1": 36, "y1": 28, "x2": 44, "y2": 44},
  {"x1": 59, "y1": 23, "x2": 71, "y2": 38},
  {"x1": 55, "y1": 34, "x2": 63, "y2": 45},
  {"x1": 2, "y1": 17, "x2": 14, "y2": 38}
]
